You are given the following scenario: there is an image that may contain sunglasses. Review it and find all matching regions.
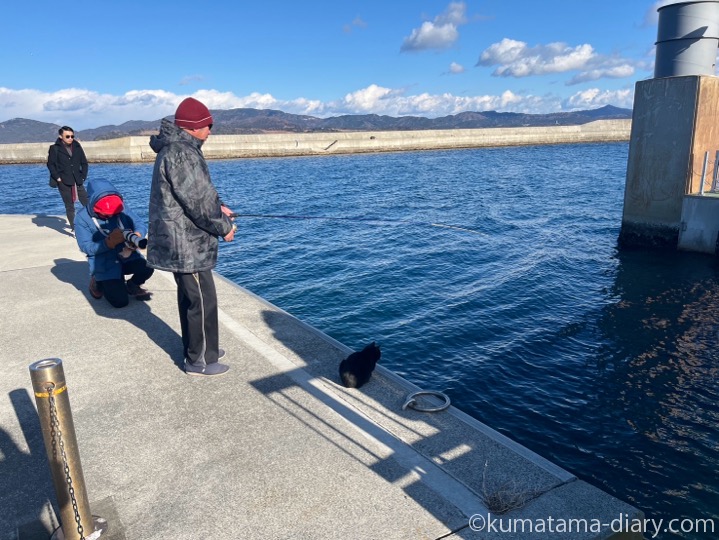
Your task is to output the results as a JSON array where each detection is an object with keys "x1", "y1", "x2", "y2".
[{"x1": 64, "y1": 135, "x2": 75, "y2": 139}]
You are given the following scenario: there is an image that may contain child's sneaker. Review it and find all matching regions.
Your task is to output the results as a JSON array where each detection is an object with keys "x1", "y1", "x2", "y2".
[
  {"x1": 89, "y1": 276, "x2": 103, "y2": 299},
  {"x1": 127, "y1": 281, "x2": 151, "y2": 299}
]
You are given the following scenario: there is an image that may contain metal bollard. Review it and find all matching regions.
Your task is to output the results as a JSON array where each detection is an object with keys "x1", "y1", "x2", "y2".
[{"x1": 29, "y1": 358, "x2": 106, "y2": 540}]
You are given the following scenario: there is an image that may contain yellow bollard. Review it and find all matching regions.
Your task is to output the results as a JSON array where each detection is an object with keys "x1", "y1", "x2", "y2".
[{"x1": 29, "y1": 358, "x2": 106, "y2": 540}]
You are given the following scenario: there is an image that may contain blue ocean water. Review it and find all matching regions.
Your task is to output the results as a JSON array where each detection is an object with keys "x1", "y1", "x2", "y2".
[{"x1": 4, "y1": 143, "x2": 718, "y2": 538}]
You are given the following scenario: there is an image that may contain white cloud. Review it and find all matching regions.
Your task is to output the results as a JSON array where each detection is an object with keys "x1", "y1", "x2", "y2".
[
  {"x1": 448, "y1": 62, "x2": 465, "y2": 74},
  {"x1": 564, "y1": 88, "x2": 634, "y2": 110},
  {"x1": 478, "y1": 38, "x2": 596, "y2": 76},
  {"x1": 0, "y1": 87, "x2": 182, "y2": 128},
  {"x1": 401, "y1": 2, "x2": 467, "y2": 52},
  {"x1": 339, "y1": 84, "x2": 396, "y2": 112},
  {"x1": 567, "y1": 64, "x2": 635, "y2": 85},
  {"x1": 477, "y1": 38, "x2": 643, "y2": 84},
  {"x1": 195, "y1": 90, "x2": 274, "y2": 109},
  {"x1": 499, "y1": 90, "x2": 523, "y2": 108},
  {"x1": 437, "y1": 1, "x2": 467, "y2": 25},
  {"x1": 324, "y1": 85, "x2": 565, "y2": 117},
  {"x1": 0, "y1": 84, "x2": 634, "y2": 129}
]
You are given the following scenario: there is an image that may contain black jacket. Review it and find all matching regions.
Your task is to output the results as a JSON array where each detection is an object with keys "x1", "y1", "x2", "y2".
[{"x1": 47, "y1": 138, "x2": 88, "y2": 186}]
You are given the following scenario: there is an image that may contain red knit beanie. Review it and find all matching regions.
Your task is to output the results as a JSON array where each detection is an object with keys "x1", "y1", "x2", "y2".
[
  {"x1": 93, "y1": 195, "x2": 124, "y2": 217},
  {"x1": 174, "y1": 97, "x2": 213, "y2": 129}
]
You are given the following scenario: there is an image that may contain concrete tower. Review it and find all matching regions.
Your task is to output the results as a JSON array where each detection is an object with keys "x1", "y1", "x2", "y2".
[{"x1": 619, "y1": 0, "x2": 719, "y2": 253}]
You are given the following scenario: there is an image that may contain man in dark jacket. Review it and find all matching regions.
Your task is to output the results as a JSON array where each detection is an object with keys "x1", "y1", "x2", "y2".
[
  {"x1": 47, "y1": 126, "x2": 89, "y2": 232},
  {"x1": 75, "y1": 178, "x2": 154, "y2": 308},
  {"x1": 148, "y1": 97, "x2": 235, "y2": 376}
]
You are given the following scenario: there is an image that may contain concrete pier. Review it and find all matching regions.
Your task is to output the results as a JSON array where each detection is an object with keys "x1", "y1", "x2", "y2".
[
  {"x1": 620, "y1": 75, "x2": 719, "y2": 253},
  {"x1": 0, "y1": 120, "x2": 630, "y2": 164},
  {"x1": 0, "y1": 214, "x2": 642, "y2": 539}
]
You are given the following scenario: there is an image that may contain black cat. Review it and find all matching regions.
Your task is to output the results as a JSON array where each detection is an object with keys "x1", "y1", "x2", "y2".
[{"x1": 339, "y1": 342, "x2": 381, "y2": 389}]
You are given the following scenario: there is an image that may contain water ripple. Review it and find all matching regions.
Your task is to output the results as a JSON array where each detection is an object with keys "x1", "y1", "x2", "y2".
[{"x1": 3, "y1": 143, "x2": 718, "y2": 538}]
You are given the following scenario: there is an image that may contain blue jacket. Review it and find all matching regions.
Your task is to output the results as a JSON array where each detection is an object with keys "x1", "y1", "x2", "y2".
[{"x1": 75, "y1": 178, "x2": 148, "y2": 281}]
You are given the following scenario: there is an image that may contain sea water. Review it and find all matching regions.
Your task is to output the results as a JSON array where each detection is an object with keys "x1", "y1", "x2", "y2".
[{"x1": 5, "y1": 142, "x2": 718, "y2": 539}]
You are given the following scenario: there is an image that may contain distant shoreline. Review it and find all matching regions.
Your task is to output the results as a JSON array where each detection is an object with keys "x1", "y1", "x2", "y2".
[{"x1": 0, "y1": 120, "x2": 631, "y2": 165}]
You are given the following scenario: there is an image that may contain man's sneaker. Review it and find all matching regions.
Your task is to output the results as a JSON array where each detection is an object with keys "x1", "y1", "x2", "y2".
[
  {"x1": 184, "y1": 360, "x2": 230, "y2": 377},
  {"x1": 89, "y1": 277, "x2": 103, "y2": 299},
  {"x1": 218, "y1": 349, "x2": 226, "y2": 361},
  {"x1": 127, "y1": 281, "x2": 151, "y2": 299}
]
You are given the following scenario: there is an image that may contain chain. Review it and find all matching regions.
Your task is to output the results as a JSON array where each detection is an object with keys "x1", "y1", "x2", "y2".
[{"x1": 46, "y1": 382, "x2": 86, "y2": 540}]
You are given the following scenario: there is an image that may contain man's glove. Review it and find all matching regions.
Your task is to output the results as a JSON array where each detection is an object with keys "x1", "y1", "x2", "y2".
[{"x1": 105, "y1": 228, "x2": 125, "y2": 249}]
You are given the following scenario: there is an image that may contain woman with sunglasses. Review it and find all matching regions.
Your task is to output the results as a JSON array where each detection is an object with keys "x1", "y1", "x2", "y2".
[{"x1": 47, "y1": 125, "x2": 89, "y2": 233}]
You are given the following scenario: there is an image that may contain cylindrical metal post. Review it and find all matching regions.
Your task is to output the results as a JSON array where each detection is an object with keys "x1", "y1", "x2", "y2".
[
  {"x1": 654, "y1": 1, "x2": 719, "y2": 78},
  {"x1": 713, "y1": 150, "x2": 719, "y2": 191},
  {"x1": 701, "y1": 151, "x2": 709, "y2": 194},
  {"x1": 30, "y1": 358, "x2": 95, "y2": 540}
]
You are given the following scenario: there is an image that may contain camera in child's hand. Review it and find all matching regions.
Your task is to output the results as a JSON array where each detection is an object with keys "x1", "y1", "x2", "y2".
[{"x1": 123, "y1": 230, "x2": 147, "y2": 249}]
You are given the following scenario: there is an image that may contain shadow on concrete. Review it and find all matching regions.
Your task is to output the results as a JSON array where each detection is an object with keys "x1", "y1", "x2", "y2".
[
  {"x1": 31, "y1": 214, "x2": 73, "y2": 238},
  {"x1": 0, "y1": 389, "x2": 59, "y2": 538},
  {"x1": 247, "y1": 308, "x2": 472, "y2": 534},
  {"x1": 50, "y1": 258, "x2": 185, "y2": 371},
  {"x1": 247, "y1": 365, "x2": 469, "y2": 533}
]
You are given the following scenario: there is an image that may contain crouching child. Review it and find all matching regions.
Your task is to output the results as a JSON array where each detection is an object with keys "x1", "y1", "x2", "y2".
[{"x1": 75, "y1": 178, "x2": 154, "y2": 307}]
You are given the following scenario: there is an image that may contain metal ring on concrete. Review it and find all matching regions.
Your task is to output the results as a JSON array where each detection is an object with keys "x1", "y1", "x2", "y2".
[{"x1": 402, "y1": 391, "x2": 451, "y2": 412}]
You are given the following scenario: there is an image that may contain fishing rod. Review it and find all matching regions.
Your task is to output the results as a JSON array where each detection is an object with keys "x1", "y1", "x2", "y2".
[{"x1": 229, "y1": 212, "x2": 486, "y2": 235}]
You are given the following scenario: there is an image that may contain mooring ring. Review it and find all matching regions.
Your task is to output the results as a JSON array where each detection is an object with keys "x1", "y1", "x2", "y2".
[{"x1": 402, "y1": 390, "x2": 451, "y2": 412}]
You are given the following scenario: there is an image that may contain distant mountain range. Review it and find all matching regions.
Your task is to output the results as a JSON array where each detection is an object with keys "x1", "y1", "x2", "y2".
[{"x1": 0, "y1": 105, "x2": 632, "y2": 144}]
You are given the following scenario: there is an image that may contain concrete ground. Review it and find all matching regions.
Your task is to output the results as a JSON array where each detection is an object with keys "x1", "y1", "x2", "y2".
[{"x1": 0, "y1": 214, "x2": 643, "y2": 540}]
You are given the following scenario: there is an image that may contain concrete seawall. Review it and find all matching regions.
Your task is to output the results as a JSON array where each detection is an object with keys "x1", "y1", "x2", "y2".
[
  {"x1": 0, "y1": 119, "x2": 631, "y2": 164},
  {"x1": 1, "y1": 214, "x2": 643, "y2": 539}
]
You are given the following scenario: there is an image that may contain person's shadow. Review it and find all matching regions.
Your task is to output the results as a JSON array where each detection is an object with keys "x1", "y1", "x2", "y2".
[
  {"x1": 31, "y1": 214, "x2": 74, "y2": 238},
  {"x1": 51, "y1": 258, "x2": 185, "y2": 370}
]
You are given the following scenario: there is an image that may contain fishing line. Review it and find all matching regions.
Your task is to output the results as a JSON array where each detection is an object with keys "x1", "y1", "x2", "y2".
[{"x1": 229, "y1": 213, "x2": 485, "y2": 235}]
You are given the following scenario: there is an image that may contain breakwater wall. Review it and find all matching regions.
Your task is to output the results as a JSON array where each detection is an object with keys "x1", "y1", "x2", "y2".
[{"x1": 0, "y1": 119, "x2": 631, "y2": 164}]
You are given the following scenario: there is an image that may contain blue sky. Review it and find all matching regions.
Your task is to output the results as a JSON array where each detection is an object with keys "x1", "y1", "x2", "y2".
[{"x1": 0, "y1": 1, "x2": 694, "y2": 129}]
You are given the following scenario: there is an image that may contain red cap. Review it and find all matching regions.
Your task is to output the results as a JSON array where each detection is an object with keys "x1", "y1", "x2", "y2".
[
  {"x1": 93, "y1": 195, "x2": 124, "y2": 217},
  {"x1": 174, "y1": 97, "x2": 213, "y2": 129}
]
